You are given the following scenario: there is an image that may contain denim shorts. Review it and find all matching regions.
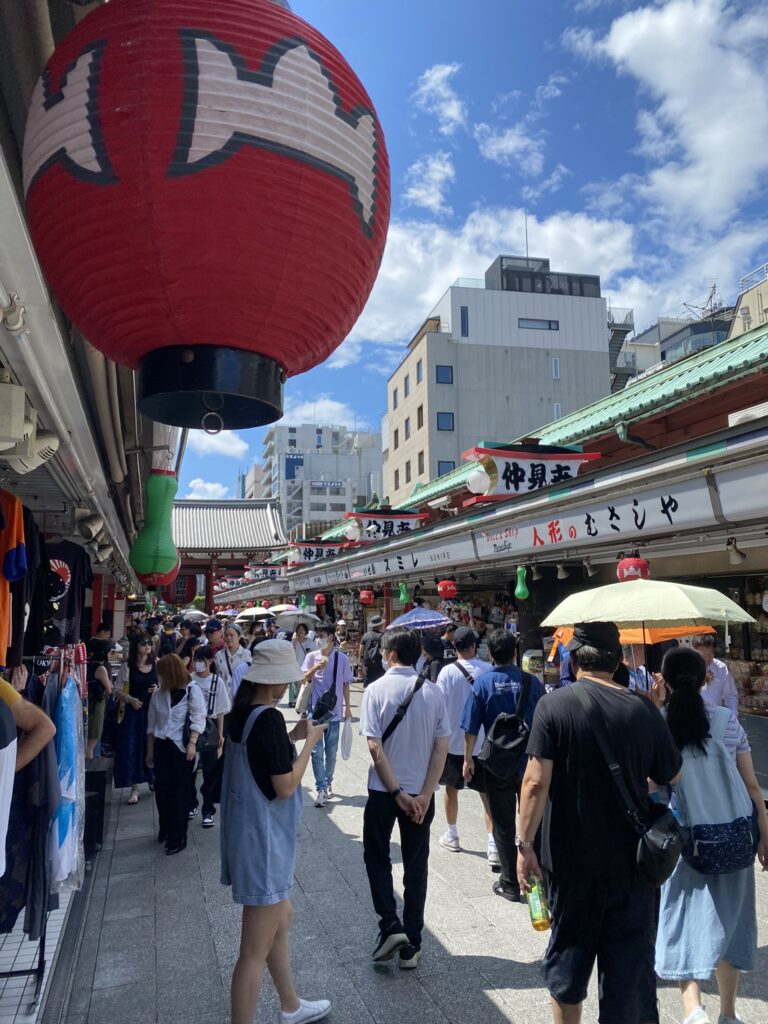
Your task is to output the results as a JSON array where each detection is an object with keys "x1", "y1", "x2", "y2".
[{"x1": 542, "y1": 872, "x2": 658, "y2": 1024}]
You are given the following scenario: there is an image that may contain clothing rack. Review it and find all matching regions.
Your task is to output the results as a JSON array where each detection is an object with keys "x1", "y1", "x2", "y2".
[{"x1": 0, "y1": 916, "x2": 48, "y2": 1009}]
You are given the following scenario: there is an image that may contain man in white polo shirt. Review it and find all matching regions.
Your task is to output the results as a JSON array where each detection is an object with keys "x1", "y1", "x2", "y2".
[{"x1": 360, "y1": 627, "x2": 450, "y2": 971}]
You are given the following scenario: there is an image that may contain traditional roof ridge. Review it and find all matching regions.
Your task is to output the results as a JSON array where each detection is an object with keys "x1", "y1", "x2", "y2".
[{"x1": 528, "y1": 323, "x2": 768, "y2": 447}]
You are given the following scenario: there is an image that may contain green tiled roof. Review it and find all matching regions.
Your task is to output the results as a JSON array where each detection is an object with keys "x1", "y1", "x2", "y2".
[
  {"x1": 529, "y1": 325, "x2": 768, "y2": 447},
  {"x1": 406, "y1": 462, "x2": 475, "y2": 505},
  {"x1": 320, "y1": 520, "x2": 351, "y2": 541}
]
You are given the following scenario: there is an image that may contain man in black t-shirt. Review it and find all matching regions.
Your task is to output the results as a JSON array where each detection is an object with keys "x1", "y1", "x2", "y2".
[{"x1": 516, "y1": 621, "x2": 681, "y2": 1024}]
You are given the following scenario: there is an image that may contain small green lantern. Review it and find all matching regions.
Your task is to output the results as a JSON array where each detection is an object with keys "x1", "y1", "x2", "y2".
[
  {"x1": 514, "y1": 565, "x2": 529, "y2": 601},
  {"x1": 299, "y1": 593, "x2": 308, "y2": 609},
  {"x1": 398, "y1": 582, "x2": 409, "y2": 604}
]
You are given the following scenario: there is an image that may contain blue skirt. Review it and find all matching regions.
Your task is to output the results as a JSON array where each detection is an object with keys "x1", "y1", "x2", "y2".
[
  {"x1": 113, "y1": 705, "x2": 152, "y2": 789},
  {"x1": 655, "y1": 859, "x2": 757, "y2": 979}
]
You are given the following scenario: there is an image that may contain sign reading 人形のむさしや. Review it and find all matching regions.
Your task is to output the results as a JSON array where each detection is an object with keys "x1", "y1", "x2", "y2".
[
  {"x1": 462, "y1": 447, "x2": 601, "y2": 505},
  {"x1": 342, "y1": 510, "x2": 428, "y2": 542}
]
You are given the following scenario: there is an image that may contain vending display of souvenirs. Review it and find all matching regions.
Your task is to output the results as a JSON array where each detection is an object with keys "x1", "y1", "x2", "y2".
[{"x1": 724, "y1": 577, "x2": 768, "y2": 715}]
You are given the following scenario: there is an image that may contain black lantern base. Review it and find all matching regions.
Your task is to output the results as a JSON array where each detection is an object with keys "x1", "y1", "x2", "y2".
[{"x1": 137, "y1": 347, "x2": 284, "y2": 429}]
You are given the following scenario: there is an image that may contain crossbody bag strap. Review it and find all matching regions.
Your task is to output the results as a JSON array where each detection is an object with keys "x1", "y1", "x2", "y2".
[
  {"x1": 207, "y1": 674, "x2": 218, "y2": 717},
  {"x1": 382, "y1": 672, "x2": 427, "y2": 745},
  {"x1": 455, "y1": 661, "x2": 475, "y2": 684},
  {"x1": 515, "y1": 672, "x2": 532, "y2": 717},
  {"x1": 572, "y1": 684, "x2": 646, "y2": 836}
]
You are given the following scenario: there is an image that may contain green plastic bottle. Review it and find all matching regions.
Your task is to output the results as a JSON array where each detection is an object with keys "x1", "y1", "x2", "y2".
[{"x1": 526, "y1": 877, "x2": 551, "y2": 932}]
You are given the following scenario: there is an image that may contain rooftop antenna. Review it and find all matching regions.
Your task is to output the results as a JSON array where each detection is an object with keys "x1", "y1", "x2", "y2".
[{"x1": 524, "y1": 208, "x2": 529, "y2": 260}]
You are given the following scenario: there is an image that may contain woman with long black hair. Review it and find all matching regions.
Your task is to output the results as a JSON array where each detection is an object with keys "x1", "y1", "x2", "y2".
[
  {"x1": 113, "y1": 632, "x2": 157, "y2": 804},
  {"x1": 221, "y1": 640, "x2": 329, "y2": 1024},
  {"x1": 655, "y1": 646, "x2": 768, "y2": 1024}
]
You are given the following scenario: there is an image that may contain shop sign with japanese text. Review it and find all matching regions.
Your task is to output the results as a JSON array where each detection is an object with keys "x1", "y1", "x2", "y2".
[
  {"x1": 287, "y1": 543, "x2": 346, "y2": 566},
  {"x1": 348, "y1": 533, "x2": 476, "y2": 581},
  {"x1": 463, "y1": 447, "x2": 601, "y2": 503},
  {"x1": 343, "y1": 510, "x2": 427, "y2": 540},
  {"x1": 473, "y1": 476, "x2": 715, "y2": 560}
]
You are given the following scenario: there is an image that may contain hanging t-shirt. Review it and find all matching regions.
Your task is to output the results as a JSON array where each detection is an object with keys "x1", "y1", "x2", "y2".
[
  {"x1": 46, "y1": 541, "x2": 94, "y2": 645},
  {"x1": 0, "y1": 491, "x2": 26, "y2": 668},
  {"x1": 0, "y1": 698, "x2": 18, "y2": 876},
  {"x1": 9, "y1": 508, "x2": 43, "y2": 668}
]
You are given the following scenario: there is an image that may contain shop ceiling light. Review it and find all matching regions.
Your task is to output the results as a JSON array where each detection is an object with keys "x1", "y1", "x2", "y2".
[
  {"x1": 583, "y1": 557, "x2": 599, "y2": 578},
  {"x1": 531, "y1": 564, "x2": 543, "y2": 582},
  {"x1": 556, "y1": 562, "x2": 569, "y2": 580},
  {"x1": 726, "y1": 538, "x2": 747, "y2": 565}
]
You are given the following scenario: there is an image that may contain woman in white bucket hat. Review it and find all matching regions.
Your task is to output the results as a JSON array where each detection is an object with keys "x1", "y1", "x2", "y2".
[{"x1": 221, "y1": 640, "x2": 330, "y2": 1024}]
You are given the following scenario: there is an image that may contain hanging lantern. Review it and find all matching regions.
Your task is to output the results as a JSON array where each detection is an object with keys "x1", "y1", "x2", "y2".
[
  {"x1": 298, "y1": 594, "x2": 308, "y2": 609},
  {"x1": 398, "y1": 582, "x2": 409, "y2": 604},
  {"x1": 22, "y1": 0, "x2": 390, "y2": 430},
  {"x1": 437, "y1": 579, "x2": 458, "y2": 600},
  {"x1": 359, "y1": 589, "x2": 375, "y2": 606},
  {"x1": 514, "y1": 565, "x2": 529, "y2": 601},
  {"x1": 161, "y1": 574, "x2": 197, "y2": 606},
  {"x1": 617, "y1": 557, "x2": 651, "y2": 582},
  {"x1": 314, "y1": 593, "x2": 326, "y2": 605},
  {"x1": 129, "y1": 470, "x2": 179, "y2": 585},
  {"x1": 262, "y1": 599, "x2": 271, "y2": 610}
]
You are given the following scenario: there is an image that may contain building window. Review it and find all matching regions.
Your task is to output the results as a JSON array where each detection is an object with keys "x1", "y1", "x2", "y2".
[
  {"x1": 394, "y1": 469, "x2": 400, "y2": 490},
  {"x1": 404, "y1": 416, "x2": 411, "y2": 440},
  {"x1": 552, "y1": 356, "x2": 560, "y2": 380},
  {"x1": 416, "y1": 358, "x2": 423, "y2": 383},
  {"x1": 329, "y1": 502, "x2": 346, "y2": 512},
  {"x1": 288, "y1": 426, "x2": 296, "y2": 434},
  {"x1": 518, "y1": 317, "x2": 560, "y2": 331},
  {"x1": 392, "y1": 387, "x2": 398, "y2": 410},
  {"x1": 436, "y1": 364, "x2": 453, "y2": 384},
  {"x1": 329, "y1": 486, "x2": 344, "y2": 496},
  {"x1": 315, "y1": 433, "x2": 322, "y2": 447},
  {"x1": 418, "y1": 450, "x2": 425, "y2": 475},
  {"x1": 393, "y1": 428, "x2": 399, "y2": 450},
  {"x1": 288, "y1": 439, "x2": 296, "y2": 448},
  {"x1": 553, "y1": 402, "x2": 562, "y2": 419},
  {"x1": 405, "y1": 460, "x2": 412, "y2": 484},
  {"x1": 404, "y1": 374, "x2": 410, "y2": 398},
  {"x1": 437, "y1": 412, "x2": 454, "y2": 431},
  {"x1": 309, "y1": 502, "x2": 326, "y2": 511},
  {"x1": 438, "y1": 460, "x2": 455, "y2": 476},
  {"x1": 310, "y1": 485, "x2": 327, "y2": 495},
  {"x1": 460, "y1": 305, "x2": 469, "y2": 337},
  {"x1": 417, "y1": 404, "x2": 424, "y2": 429}
]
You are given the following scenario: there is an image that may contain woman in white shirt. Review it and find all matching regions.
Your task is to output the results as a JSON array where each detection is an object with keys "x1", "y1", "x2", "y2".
[
  {"x1": 215, "y1": 624, "x2": 252, "y2": 696},
  {"x1": 289, "y1": 625, "x2": 315, "y2": 708},
  {"x1": 189, "y1": 645, "x2": 232, "y2": 829},
  {"x1": 146, "y1": 653, "x2": 206, "y2": 855}
]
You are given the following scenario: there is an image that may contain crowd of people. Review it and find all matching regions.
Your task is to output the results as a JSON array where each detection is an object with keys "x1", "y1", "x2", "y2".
[{"x1": 88, "y1": 606, "x2": 767, "y2": 1024}]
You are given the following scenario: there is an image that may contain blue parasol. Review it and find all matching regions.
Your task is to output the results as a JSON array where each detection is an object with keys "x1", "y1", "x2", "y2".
[{"x1": 386, "y1": 606, "x2": 452, "y2": 631}]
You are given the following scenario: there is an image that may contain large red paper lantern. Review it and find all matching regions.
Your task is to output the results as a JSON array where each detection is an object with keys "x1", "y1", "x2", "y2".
[
  {"x1": 314, "y1": 593, "x2": 326, "y2": 605},
  {"x1": 23, "y1": 0, "x2": 390, "y2": 429},
  {"x1": 359, "y1": 590, "x2": 375, "y2": 606},
  {"x1": 437, "y1": 579, "x2": 458, "y2": 600},
  {"x1": 617, "y1": 557, "x2": 651, "y2": 582}
]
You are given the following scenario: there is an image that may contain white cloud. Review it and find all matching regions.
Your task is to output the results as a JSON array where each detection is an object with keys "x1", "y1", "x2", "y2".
[
  {"x1": 279, "y1": 394, "x2": 371, "y2": 431},
  {"x1": 403, "y1": 152, "x2": 455, "y2": 215},
  {"x1": 186, "y1": 478, "x2": 229, "y2": 500},
  {"x1": 412, "y1": 63, "x2": 467, "y2": 135},
  {"x1": 187, "y1": 429, "x2": 249, "y2": 459},
  {"x1": 569, "y1": 0, "x2": 768, "y2": 228},
  {"x1": 522, "y1": 164, "x2": 571, "y2": 202},
  {"x1": 534, "y1": 73, "x2": 569, "y2": 108},
  {"x1": 474, "y1": 122, "x2": 546, "y2": 176}
]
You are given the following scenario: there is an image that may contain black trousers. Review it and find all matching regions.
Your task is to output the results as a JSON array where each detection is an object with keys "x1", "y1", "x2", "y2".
[
  {"x1": 191, "y1": 742, "x2": 219, "y2": 816},
  {"x1": 154, "y1": 738, "x2": 193, "y2": 848},
  {"x1": 482, "y1": 768, "x2": 520, "y2": 891},
  {"x1": 363, "y1": 789, "x2": 435, "y2": 948}
]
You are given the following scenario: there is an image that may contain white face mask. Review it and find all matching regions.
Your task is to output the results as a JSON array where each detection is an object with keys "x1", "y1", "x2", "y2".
[{"x1": 194, "y1": 661, "x2": 207, "y2": 674}]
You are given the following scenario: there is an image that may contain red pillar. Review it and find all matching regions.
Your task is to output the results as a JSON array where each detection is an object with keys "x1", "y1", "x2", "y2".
[
  {"x1": 92, "y1": 574, "x2": 104, "y2": 622},
  {"x1": 205, "y1": 560, "x2": 217, "y2": 613}
]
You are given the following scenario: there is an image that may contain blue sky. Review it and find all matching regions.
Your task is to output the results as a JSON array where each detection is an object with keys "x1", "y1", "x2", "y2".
[{"x1": 181, "y1": 0, "x2": 768, "y2": 500}]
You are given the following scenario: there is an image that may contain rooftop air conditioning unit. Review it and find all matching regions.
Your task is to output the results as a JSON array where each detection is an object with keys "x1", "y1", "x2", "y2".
[{"x1": 728, "y1": 400, "x2": 768, "y2": 428}]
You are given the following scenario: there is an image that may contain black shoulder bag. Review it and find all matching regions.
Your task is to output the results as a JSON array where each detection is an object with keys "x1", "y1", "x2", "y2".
[
  {"x1": 477, "y1": 672, "x2": 532, "y2": 781},
  {"x1": 197, "y1": 675, "x2": 222, "y2": 754},
  {"x1": 311, "y1": 652, "x2": 340, "y2": 721},
  {"x1": 573, "y1": 684, "x2": 682, "y2": 885},
  {"x1": 382, "y1": 671, "x2": 427, "y2": 745}
]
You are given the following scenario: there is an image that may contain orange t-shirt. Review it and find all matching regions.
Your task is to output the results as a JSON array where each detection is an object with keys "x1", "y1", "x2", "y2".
[{"x1": 0, "y1": 491, "x2": 27, "y2": 668}]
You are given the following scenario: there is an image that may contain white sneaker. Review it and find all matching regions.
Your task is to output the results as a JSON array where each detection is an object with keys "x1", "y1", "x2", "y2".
[
  {"x1": 326, "y1": 784, "x2": 333, "y2": 797},
  {"x1": 279, "y1": 997, "x2": 331, "y2": 1024},
  {"x1": 439, "y1": 831, "x2": 460, "y2": 852},
  {"x1": 487, "y1": 843, "x2": 501, "y2": 867},
  {"x1": 683, "y1": 1009, "x2": 711, "y2": 1024},
  {"x1": 314, "y1": 789, "x2": 327, "y2": 808}
]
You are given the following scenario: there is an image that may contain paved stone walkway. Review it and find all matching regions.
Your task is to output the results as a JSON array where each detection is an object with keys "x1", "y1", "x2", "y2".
[{"x1": 65, "y1": 688, "x2": 767, "y2": 1024}]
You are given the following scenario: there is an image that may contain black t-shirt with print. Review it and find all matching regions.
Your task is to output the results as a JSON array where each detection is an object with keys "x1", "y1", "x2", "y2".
[
  {"x1": 46, "y1": 540, "x2": 94, "y2": 645},
  {"x1": 227, "y1": 704, "x2": 294, "y2": 801},
  {"x1": 526, "y1": 679, "x2": 681, "y2": 886}
]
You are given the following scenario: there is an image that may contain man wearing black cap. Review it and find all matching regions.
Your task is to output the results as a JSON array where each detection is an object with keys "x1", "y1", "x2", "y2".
[
  {"x1": 204, "y1": 618, "x2": 225, "y2": 656},
  {"x1": 360, "y1": 615, "x2": 386, "y2": 688},
  {"x1": 516, "y1": 621, "x2": 682, "y2": 1024},
  {"x1": 440, "y1": 623, "x2": 457, "y2": 662}
]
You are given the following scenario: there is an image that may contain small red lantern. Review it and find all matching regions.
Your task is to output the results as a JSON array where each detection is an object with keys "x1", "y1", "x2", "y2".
[
  {"x1": 359, "y1": 590, "x2": 375, "y2": 606},
  {"x1": 617, "y1": 557, "x2": 651, "y2": 582},
  {"x1": 262, "y1": 600, "x2": 271, "y2": 610},
  {"x1": 23, "y1": 0, "x2": 390, "y2": 429},
  {"x1": 314, "y1": 593, "x2": 326, "y2": 605},
  {"x1": 437, "y1": 579, "x2": 458, "y2": 600}
]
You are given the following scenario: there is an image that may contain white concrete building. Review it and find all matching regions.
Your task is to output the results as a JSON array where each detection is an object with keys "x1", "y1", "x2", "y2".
[
  {"x1": 262, "y1": 424, "x2": 382, "y2": 535},
  {"x1": 236, "y1": 462, "x2": 266, "y2": 500},
  {"x1": 384, "y1": 255, "x2": 626, "y2": 507}
]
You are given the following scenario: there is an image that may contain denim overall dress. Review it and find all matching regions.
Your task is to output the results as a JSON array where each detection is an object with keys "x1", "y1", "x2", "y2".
[{"x1": 220, "y1": 704, "x2": 302, "y2": 905}]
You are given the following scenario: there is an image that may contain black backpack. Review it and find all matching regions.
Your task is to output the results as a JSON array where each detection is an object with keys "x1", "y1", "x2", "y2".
[
  {"x1": 362, "y1": 633, "x2": 384, "y2": 680},
  {"x1": 477, "y1": 672, "x2": 533, "y2": 781}
]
